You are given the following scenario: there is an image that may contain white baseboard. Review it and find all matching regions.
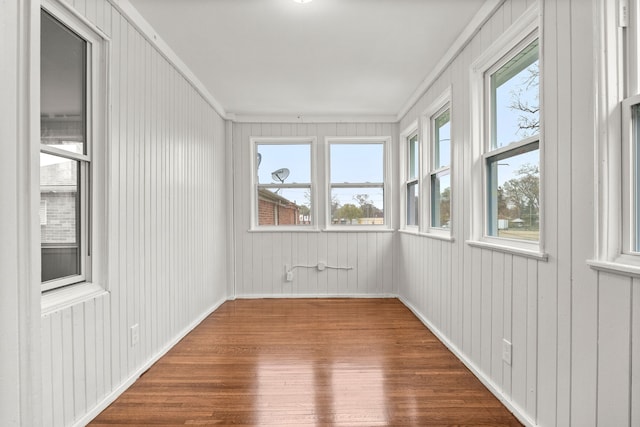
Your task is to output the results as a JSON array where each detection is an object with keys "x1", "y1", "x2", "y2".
[
  {"x1": 234, "y1": 293, "x2": 397, "y2": 299},
  {"x1": 74, "y1": 296, "x2": 230, "y2": 427},
  {"x1": 398, "y1": 296, "x2": 537, "y2": 427}
]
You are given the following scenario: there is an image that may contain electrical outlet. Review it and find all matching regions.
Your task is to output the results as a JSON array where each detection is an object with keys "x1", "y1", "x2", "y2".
[
  {"x1": 286, "y1": 270, "x2": 294, "y2": 281},
  {"x1": 131, "y1": 324, "x2": 139, "y2": 347},
  {"x1": 284, "y1": 264, "x2": 293, "y2": 282},
  {"x1": 502, "y1": 339, "x2": 512, "y2": 365}
]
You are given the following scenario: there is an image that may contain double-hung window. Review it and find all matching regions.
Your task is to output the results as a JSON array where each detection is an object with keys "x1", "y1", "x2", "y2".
[
  {"x1": 328, "y1": 138, "x2": 388, "y2": 227},
  {"x1": 253, "y1": 138, "x2": 315, "y2": 228},
  {"x1": 471, "y1": 6, "x2": 541, "y2": 255},
  {"x1": 430, "y1": 106, "x2": 451, "y2": 230},
  {"x1": 404, "y1": 131, "x2": 419, "y2": 227},
  {"x1": 40, "y1": 4, "x2": 105, "y2": 291},
  {"x1": 485, "y1": 37, "x2": 540, "y2": 243}
]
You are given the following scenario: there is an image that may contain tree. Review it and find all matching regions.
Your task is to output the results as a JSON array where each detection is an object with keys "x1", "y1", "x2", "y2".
[
  {"x1": 334, "y1": 204, "x2": 362, "y2": 222},
  {"x1": 509, "y1": 61, "x2": 539, "y2": 138},
  {"x1": 502, "y1": 164, "x2": 539, "y2": 227},
  {"x1": 353, "y1": 193, "x2": 383, "y2": 218},
  {"x1": 439, "y1": 186, "x2": 451, "y2": 225}
]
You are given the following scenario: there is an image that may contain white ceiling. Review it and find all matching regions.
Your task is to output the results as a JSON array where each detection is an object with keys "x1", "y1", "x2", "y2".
[{"x1": 128, "y1": 0, "x2": 490, "y2": 119}]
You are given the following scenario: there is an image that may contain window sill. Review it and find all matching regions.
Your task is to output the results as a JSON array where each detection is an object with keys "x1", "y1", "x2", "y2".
[
  {"x1": 41, "y1": 282, "x2": 108, "y2": 315},
  {"x1": 587, "y1": 258, "x2": 640, "y2": 277},
  {"x1": 398, "y1": 229, "x2": 455, "y2": 242},
  {"x1": 466, "y1": 239, "x2": 548, "y2": 261}
]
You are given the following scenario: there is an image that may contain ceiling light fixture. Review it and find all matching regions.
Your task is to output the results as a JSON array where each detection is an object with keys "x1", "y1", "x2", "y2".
[{"x1": 293, "y1": 0, "x2": 312, "y2": 3}]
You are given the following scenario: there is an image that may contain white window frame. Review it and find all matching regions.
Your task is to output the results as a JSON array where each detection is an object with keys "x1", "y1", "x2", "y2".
[
  {"x1": 469, "y1": 4, "x2": 546, "y2": 259},
  {"x1": 400, "y1": 121, "x2": 419, "y2": 230},
  {"x1": 423, "y1": 88, "x2": 453, "y2": 238},
  {"x1": 590, "y1": 0, "x2": 640, "y2": 274},
  {"x1": 40, "y1": 0, "x2": 108, "y2": 293},
  {"x1": 325, "y1": 136, "x2": 391, "y2": 230},
  {"x1": 250, "y1": 137, "x2": 317, "y2": 231}
]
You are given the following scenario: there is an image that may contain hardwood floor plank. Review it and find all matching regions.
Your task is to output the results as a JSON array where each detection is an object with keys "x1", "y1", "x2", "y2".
[{"x1": 91, "y1": 299, "x2": 522, "y2": 426}]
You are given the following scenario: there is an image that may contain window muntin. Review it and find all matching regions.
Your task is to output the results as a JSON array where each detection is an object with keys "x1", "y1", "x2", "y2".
[
  {"x1": 329, "y1": 142, "x2": 386, "y2": 226},
  {"x1": 429, "y1": 107, "x2": 451, "y2": 230},
  {"x1": 40, "y1": 10, "x2": 90, "y2": 291},
  {"x1": 255, "y1": 142, "x2": 313, "y2": 227},
  {"x1": 405, "y1": 133, "x2": 419, "y2": 227},
  {"x1": 484, "y1": 37, "x2": 540, "y2": 243}
]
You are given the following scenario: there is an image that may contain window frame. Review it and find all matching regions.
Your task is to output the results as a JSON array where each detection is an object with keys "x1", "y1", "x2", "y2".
[
  {"x1": 423, "y1": 89, "x2": 453, "y2": 238},
  {"x1": 400, "y1": 121, "x2": 419, "y2": 230},
  {"x1": 250, "y1": 137, "x2": 317, "y2": 231},
  {"x1": 469, "y1": 4, "x2": 545, "y2": 259},
  {"x1": 40, "y1": 0, "x2": 108, "y2": 292},
  {"x1": 325, "y1": 136, "x2": 391, "y2": 230}
]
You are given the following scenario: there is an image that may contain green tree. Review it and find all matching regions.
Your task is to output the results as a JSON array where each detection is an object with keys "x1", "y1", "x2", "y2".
[
  {"x1": 502, "y1": 164, "x2": 539, "y2": 227},
  {"x1": 334, "y1": 203, "x2": 362, "y2": 222}
]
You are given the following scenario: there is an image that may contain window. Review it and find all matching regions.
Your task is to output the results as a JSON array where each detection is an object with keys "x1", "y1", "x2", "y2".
[
  {"x1": 622, "y1": 1, "x2": 640, "y2": 256},
  {"x1": 430, "y1": 107, "x2": 451, "y2": 230},
  {"x1": 253, "y1": 138, "x2": 315, "y2": 228},
  {"x1": 40, "y1": 8, "x2": 98, "y2": 291},
  {"x1": 404, "y1": 131, "x2": 419, "y2": 227},
  {"x1": 328, "y1": 138, "x2": 389, "y2": 227},
  {"x1": 485, "y1": 38, "x2": 540, "y2": 243},
  {"x1": 470, "y1": 6, "x2": 541, "y2": 255}
]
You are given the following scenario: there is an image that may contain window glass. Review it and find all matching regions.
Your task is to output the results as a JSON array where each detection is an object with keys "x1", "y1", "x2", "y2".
[
  {"x1": 633, "y1": 105, "x2": 640, "y2": 251},
  {"x1": 491, "y1": 39, "x2": 539, "y2": 149},
  {"x1": 330, "y1": 142, "x2": 385, "y2": 227},
  {"x1": 431, "y1": 172, "x2": 451, "y2": 228},
  {"x1": 41, "y1": 11, "x2": 86, "y2": 155},
  {"x1": 408, "y1": 134, "x2": 418, "y2": 180},
  {"x1": 330, "y1": 187, "x2": 384, "y2": 225},
  {"x1": 486, "y1": 143, "x2": 539, "y2": 241},
  {"x1": 330, "y1": 144, "x2": 383, "y2": 183},
  {"x1": 256, "y1": 144, "x2": 310, "y2": 184},
  {"x1": 434, "y1": 110, "x2": 451, "y2": 168},
  {"x1": 41, "y1": 10, "x2": 89, "y2": 288},
  {"x1": 255, "y1": 142, "x2": 312, "y2": 227}
]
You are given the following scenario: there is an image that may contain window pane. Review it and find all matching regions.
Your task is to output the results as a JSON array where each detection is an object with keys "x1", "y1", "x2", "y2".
[
  {"x1": 41, "y1": 10, "x2": 87, "y2": 155},
  {"x1": 408, "y1": 134, "x2": 419, "y2": 180},
  {"x1": 330, "y1": 144, "x2": 383, "y2": 183},
  {"x1": 40, "y1": 153, "x2": 80, "y2": 282},
  {"x1": 407, "y1": 182, "x2": 419, "y2": 226},
  {"x1": 434, "y1": 109, "x2": 451, "y2": 169},
  {"x1": 257, "y1": 187, "x2": 311, "y2": 226},
  {"x1": 257, "y1": 144, "x2": 310, "y2": 184},
  {"x1": 331, "y1": 187, "x2": 384, "y2": 225},
  {"x1": 431, "y1": 172, "x2": 451, "y2": 228},
  {"x1": 486, "y1": 143, "x2": 539, "y2": 241},
  {"x1": 491, "y1": 39, "x2": 539, "y2": 149}
]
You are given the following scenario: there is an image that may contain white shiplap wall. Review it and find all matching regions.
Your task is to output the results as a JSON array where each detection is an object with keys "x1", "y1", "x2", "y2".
[
  {"x1": 38, "y1": 1, "x2": 229, "y2": 426},
  {"x1": 398, "y1": 0, "x2": 639, "y2": 426},
  {"x1": 232, "y1": 122, "x2": 397, "y2": 298}
]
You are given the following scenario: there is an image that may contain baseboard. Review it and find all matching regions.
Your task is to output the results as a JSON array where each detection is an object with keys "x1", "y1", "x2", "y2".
[
  {"x1": 74, "y1": 296, "x2": 230, "y2": 427},
  {"x1": 398, "y1": 296, "x2": 537, "y2": 427},
  {"x1": 234, "y1": 293, "x2": 398, "y2": 299}
]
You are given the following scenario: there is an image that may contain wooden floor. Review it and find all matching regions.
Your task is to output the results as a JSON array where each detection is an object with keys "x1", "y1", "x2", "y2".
[{"x1": 91, "y1": 299, "x2": 522, "y2": 426}]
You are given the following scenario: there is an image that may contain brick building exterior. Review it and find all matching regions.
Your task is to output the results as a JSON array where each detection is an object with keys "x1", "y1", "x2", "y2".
[{"x1": 258, "y1": 188, "x2": 300, "y2": 226}]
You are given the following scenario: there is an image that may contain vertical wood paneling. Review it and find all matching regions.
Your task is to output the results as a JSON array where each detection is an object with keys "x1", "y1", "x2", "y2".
[
  {"x1": 39, "y1": 3, "x2": 229, "y2": 426},
  {"x1": 232, "y1": 122, "x2": 396, "y2": 297},
  {"x1": 597, "y1": 273, "x2": 632, "y2": 427}
]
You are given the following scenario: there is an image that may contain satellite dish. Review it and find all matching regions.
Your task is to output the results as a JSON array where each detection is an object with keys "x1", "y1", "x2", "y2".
[
  {"x1": 271, "y1": 168, "x2": 290, "y2": 183},
  {"x1": 256, "y1": 153, "x2": 262, "y2": 168}
]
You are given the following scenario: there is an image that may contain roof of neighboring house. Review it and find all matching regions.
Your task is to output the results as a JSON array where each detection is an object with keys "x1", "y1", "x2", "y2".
[{"x1": 258, "y1": 188, "x2": 299, "y2": 207}]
